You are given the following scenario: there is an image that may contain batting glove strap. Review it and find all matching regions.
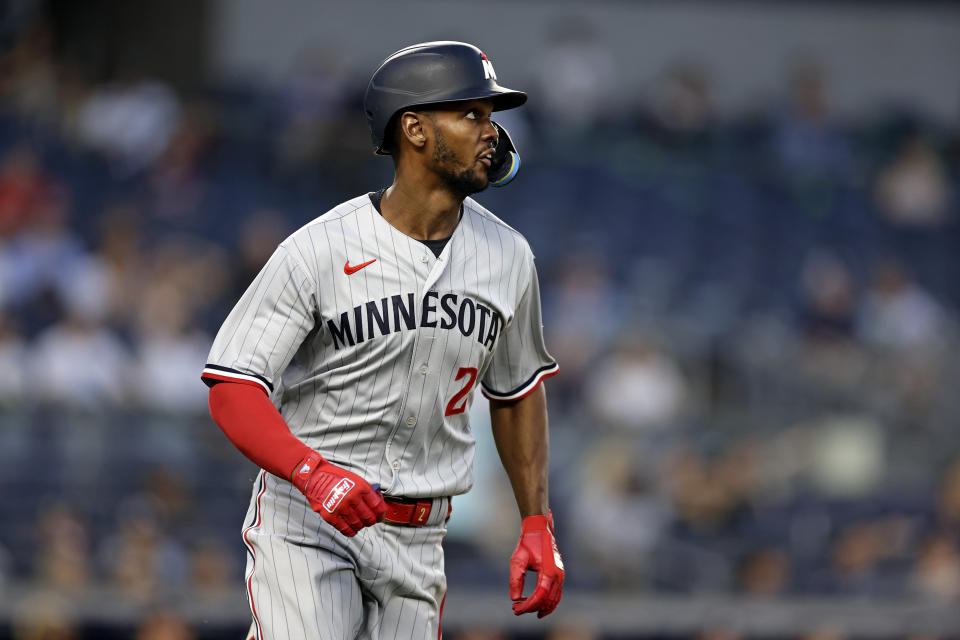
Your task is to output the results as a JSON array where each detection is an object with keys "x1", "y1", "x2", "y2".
[{"x1": 291, "y1": 451, "x2": 324, "y2": 493}]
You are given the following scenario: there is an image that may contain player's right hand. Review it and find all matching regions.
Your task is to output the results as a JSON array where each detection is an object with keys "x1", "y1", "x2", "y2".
[{"x1": 291, "y1": 451, "x2": 386, "y2": 536}]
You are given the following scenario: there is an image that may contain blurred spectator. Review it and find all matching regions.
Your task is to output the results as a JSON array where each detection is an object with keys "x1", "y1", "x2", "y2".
[
  {"x1": 572, "y1": 437, "x2": 671, "y2": 586},
  {"x1": 88, "y1": 203, "x2": 148, "y2": 332},
  {"x1": 135, "y1": 611, "x2": 196, "y2": 640},
  {"x1": 189, "y1": 537, "x2": 235, "y2": 595},
  {"x1": 737, "y1": 547, "x2": 792, "y2": 596},
  {"x1": 543, "y1": 253, "x2": 621, "y2": 407},
  {"x1": 798, "y1": 250, "x2": 855, "y2": 341},
  {"x1": 794, "y1": 251, "x2": 871, "y2": 398},
  {"x1": 2, "y1": 23, "x2": 60, "y2": 128},
  {"x1": 141, "y1": 468, "x2": 196, "y2": 531},
  {"x1": 808, "y1": 521, "x2": 897, "y2": 596},
  {"x1": 874, "y1": 136, "x2": 952, "y2": 227},
  {"x1": 0, "y1": 143, "x2": 64, "y2": 239},
  {"x1": 99, "y1": 500, "x2": 189, "y2": 602},
  {"x1": 545, "y1": 621, "x2": 600, "y2": 640},
  {"x1": 856, "y1": 261, "x2": 946, "y2": 352},
  {"x1": 807, "y1": 416, "x2": 884, "y2": 498},
  {"x1": 3, "y1": 185, "x2": 86, "y2": 332},
  {"x1": 448, "y1": 628, "x2": 507, "y2": 640},
  {"x1": 586, "y1": 336, "x2": 687, "y2": 432},
  {"x1": 144, "y1": 102, "x2": 217, "y2": 229},
  {"x1": 150, "y1": 237, "x2": 230, "y2": 318},
  {"x1": 74, "y1": 76, "x2": 182, "y2": 175},
  {"x1": 531, "y1": 18, "x2": 619, "y2": 134},
  {"x1": 910, "y1": 532, "x2": 960, "y2": 601},
  {"x1": 0, "y1": 312, "x2": 27, "y2": 405},
  {"x1": 651, "y1": 61, "x2": 714, "y2": 138},
  {"x1": 228, "y1": 209, "x2": 294, "y2": 301},
  {"x1": 274, "y1": 46, "x2": 353, "y2": 172},
  {"x1": 935, "y1": 459, "x2": 960, "y2": 530},
  {"x1": 664, "y1": 443, "x2": 758, "y2": 535},
  {"x1": 33, "y1": 504, "x2": 90, "y2": 592},
  {"x1": 11, "y1": 590, "x2": 78, "y2": 640},
  {"x1": 772, "y1": 58, "x2": 852, "y2": 177},
  {"x1": 27, "y1": 305, "x2": 131, "y2": 408},
  {"x1": 132, "y1": 273, "x2": 211, "y2": 413},
  {"x1": 51, "y1": 63, "x2": 93, "y2": 140}
]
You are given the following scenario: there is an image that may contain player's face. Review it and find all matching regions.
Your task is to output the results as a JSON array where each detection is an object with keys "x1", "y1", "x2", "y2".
[{"x1": 426, "y1": 99, "x2": 498, "y2": 198}]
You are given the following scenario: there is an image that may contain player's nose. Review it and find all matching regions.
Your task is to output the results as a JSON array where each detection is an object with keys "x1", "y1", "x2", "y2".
[{"x1": 481, "y1": 119, "x2": 498, "y2": 146}]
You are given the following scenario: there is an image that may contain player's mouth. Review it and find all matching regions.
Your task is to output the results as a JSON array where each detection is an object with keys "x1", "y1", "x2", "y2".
[{"x1": 477, "y1": 148, "x2": 494, "y2": 168}]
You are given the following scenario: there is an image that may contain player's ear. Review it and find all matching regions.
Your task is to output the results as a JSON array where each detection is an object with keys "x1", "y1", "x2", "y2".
[{"x1": 398, "y1": 111, "x2": 429, "y2": 151}]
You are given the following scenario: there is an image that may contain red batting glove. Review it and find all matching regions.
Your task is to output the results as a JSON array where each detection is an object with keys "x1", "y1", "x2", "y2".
[
  {"x1": 509, "y1": 510, "x2": 565, "y2": 618},
  {"x1": 291, "y1": 451, "x2": 386, "y2": 537}
]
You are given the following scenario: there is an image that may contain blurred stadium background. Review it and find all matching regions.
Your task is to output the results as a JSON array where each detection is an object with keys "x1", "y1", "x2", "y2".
[{"x1": 1, "y1": 0, "x2": 960, "y2": 638}]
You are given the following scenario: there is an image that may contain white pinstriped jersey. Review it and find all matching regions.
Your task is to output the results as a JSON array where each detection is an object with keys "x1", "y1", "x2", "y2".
[{"x1": 202, "y1": 193, "x2": 557, "y2": 498}]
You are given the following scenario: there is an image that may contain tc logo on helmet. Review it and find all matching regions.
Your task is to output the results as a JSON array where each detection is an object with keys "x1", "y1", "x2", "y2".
[{"x1": 480, "y1": 52, "x2": 497, "y2": 81}]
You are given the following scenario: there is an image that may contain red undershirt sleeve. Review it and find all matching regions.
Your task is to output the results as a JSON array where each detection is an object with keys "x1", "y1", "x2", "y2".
[{"x1": 207, "y1": 381, "x2": 314, "y2": 482}]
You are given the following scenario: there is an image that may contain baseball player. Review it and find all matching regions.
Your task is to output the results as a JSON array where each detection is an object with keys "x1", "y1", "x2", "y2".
[{"x1": 202, "y1": 41, "x2": 564, "y2": 639}]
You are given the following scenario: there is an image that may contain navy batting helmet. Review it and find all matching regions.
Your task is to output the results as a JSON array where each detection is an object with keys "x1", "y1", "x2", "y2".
[{"x1": 363, "y1": 41, "x2": 527, "y2": 156}]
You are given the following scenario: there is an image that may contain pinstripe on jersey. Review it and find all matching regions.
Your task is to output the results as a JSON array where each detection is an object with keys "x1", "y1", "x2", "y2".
[{"x1": 202, "y1": 193, "x2": 557, "y2": 499}]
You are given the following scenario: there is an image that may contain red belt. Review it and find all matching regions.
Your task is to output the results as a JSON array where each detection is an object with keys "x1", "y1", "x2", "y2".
[{"x1": 382, "y1": 496, "x2": 451, "y2": 527}]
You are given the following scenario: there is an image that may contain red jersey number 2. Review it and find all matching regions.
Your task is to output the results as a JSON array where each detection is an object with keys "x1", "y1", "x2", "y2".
[{"x1": 444, "y1": 367, "x2": 478, "y2": 416}]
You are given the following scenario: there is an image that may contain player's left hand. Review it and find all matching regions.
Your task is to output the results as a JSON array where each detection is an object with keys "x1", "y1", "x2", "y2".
[{"x1": 509, "y1": 510, "x2": 564, "y2": 618}]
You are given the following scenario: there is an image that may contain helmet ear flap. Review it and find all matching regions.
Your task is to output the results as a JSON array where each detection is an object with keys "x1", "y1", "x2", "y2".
[{"x1": 488, "y1": 122, "x2": 521, "y2": 187}]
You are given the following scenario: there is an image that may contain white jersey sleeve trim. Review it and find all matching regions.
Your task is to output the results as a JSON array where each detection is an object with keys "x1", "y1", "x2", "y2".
[
  {"x1": 480, "y1": 362, "x2": 559, "y2": 402},
  {"x1": 201, "y1": 364, "x2": 273, "y2": 394}
]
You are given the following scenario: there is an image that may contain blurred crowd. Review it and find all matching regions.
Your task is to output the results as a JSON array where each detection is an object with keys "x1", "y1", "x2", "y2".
[{"x1": 1, "y1": 15, "x2": 960, "y2": 640}]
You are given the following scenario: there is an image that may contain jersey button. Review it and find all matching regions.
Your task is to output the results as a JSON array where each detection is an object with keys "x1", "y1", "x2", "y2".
[
  {"x1": 419, "y1": 365, "x2": 428, "y2": 375},
  {"x1": 420, "y1": 255, "x2": 429, "y2": 263},
  {"x1": 392, "y1": 460, "x2": 400, "y2": 469},
  {"x1": 406, "y1": 416, "x2": 417, "y2": 426}
]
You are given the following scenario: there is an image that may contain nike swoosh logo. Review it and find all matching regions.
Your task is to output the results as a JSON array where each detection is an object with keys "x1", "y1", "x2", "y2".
[{"x1": 344, "y1": 258, "x2": 376, "y2": 275}]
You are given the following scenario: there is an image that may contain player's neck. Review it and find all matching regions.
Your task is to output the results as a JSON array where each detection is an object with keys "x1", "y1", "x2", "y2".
[{"x1": 381, "y1": 179, "x2": 462, "y2": 241}]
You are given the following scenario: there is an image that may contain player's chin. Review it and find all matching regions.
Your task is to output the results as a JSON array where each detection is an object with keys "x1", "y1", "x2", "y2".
[
  {"x1": 471, "y1": 163, "x2": 491, "y2": 188},
  {"x1": 444, "y1": 165, "x2": 488, "y2": 197}
]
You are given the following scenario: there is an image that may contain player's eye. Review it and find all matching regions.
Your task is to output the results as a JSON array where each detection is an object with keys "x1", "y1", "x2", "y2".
[{"x1": 465, "y1": 109, "x2": 478, "y2": 120}]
